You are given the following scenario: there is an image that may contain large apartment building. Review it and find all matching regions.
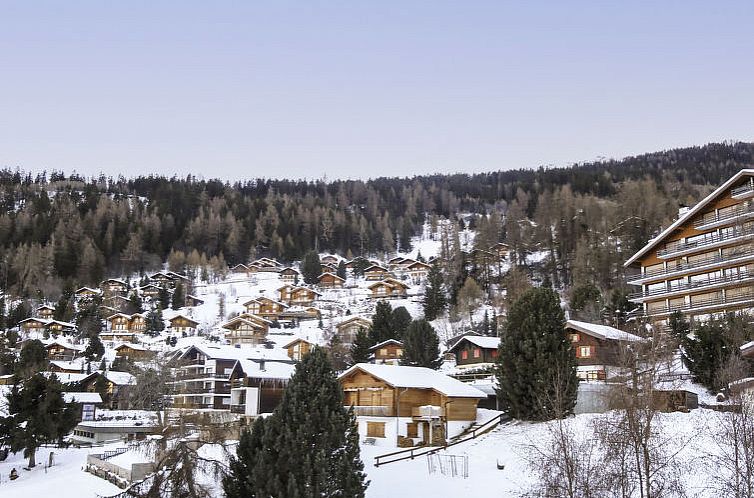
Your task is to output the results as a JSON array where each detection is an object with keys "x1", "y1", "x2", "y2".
[{"x1": 625, "y1": 169, "x2": 754, "y2": 325}]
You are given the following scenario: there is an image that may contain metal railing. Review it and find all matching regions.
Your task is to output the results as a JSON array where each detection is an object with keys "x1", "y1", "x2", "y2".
[
  {"x1": 373, "y1": 412, "x2": 510, "y2": 467},
  {"x1": 732, "y1": 181, "x2": 754, "y2": 198},
  {"x1": 175, "y1": 371, "x2": 230, "y2": 381},
  {"x1": 230, "y1": 405, "x2": 246, "y2": 414},
  {"x1": 657, "y1": 226, "x2": 754, "y2": 258},
  {"x1": 632, "y1": 290, "x2": 754, "y2": 318},
  {"x1": 694, "y1": 205, "x2": 754, "y2": 229},
  {"x1": 628, "y1": 272, "x2": 754, "y2": 300},
  {"x1": 632, "y1": 251, "x2": 754, "y2": 282}
]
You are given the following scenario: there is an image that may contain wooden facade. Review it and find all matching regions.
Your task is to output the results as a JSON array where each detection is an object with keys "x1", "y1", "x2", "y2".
[
  {"x1": 169, "y1": 315, "x2": 199, "y2": 335},
  {"x1": 368, "y1": 278, "x2": 409, "y2": 299},
  {"x1": 369, "y1": 339, "x2": 403, "y2": 365},
  {"x1": 277, "y1": 285, "x2": 320, "y2": 306},
  {"x1": 243, "y1": 297, "x2": 288, "y2": 320},
  {"x1": 447, "y1": 335, "x2": 500, "y2": 368},
  {"x1": 222, "y1": 313, "x2": 270, "y2": 345},
  {"x1": 336, "y1": 316, "x2": 372, "y2": 344},
  {"x1": 317, "y1": 272, "x2": 345, "y2": 288},
  {"x1": 625, "y1": 170, "x2": 754, "y2": 324},
  {"x1": 284, "y1": 338, "x2": 314, "y2": 361}
]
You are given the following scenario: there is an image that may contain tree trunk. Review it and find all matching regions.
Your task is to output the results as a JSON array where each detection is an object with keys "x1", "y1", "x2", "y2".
[{"x1": 27, "y1": 447, "x2": 36, "y2": 468}]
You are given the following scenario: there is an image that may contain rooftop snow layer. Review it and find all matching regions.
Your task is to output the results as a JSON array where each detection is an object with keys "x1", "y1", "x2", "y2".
[{"x1": 340, "y1": 363, "x2": 487, "y2": 398}]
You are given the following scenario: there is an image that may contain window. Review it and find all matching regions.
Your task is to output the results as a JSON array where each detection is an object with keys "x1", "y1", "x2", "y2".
[
  {"x1": 578, "y1": 346, "x2": 592, "y2": 358},
  {"x1": 490, "y1": 349, "x2": 498, "y2": 358},
  {"x1": 473, "y1": 348, "x2": 481, "y2": 358},
  {"x1": 367, "y1": 422, "x2": 386, "y2": 438},
  {"x1": 461, "y1": 350, "x2": 468, "y2": 360},
  {"x1": 569, "y1": 333, "x2": 580, "y2": 343},
  {"x1": 397, "y1": 348, "x2": 403, "y2": 356},
  {"x1": 379, "y1": 348, "x2": 388, "y2": 356}
]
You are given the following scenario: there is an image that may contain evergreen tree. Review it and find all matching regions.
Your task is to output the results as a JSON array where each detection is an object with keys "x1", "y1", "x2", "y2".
[
  {"x1": 369, "y1": 300, "x2": 394, "y2": 344},
  {"x1": 569, "y1": 283, "x2": 603, "y2": 322},
  {"x1": 495, "y1": 287, "x2": 578, "y2": 421},
  {"x1": 146, "y1": 308, "x2": 165, "y2": 335},
  {"x1": 158, "y1": 286, "x2": 171, "y2": 310},
  {"x1": 400, "y1": 319, "x2": 442, "y2": 369},
  {"x1": 84, "y1": 334, "x2": 105, "y2": 361},
  {"x1": 129, "y1": 290, "x2": 144, "y2": 313},
  {"x1": 301, "y1": 250, "x2": 322, "y2": 285},
  {"x1": 0, "y1": 373, "x2": 78, "y2": 467},
  {"x1": 349, "y1": 329, "x2": 373, "y2": 365},
  {"x1": 224, "y1": 348, "x2": 368, "y2": 498},
  {"x1": 171, "y1": 282, "x2": 185, "y2": 310},
  {"x1": 336, "y1": 260, "x2": 347, "y2": 280},
  {"x1": 350, "y1": 257, "x2": 371, "y2": 277},
  {"x1": 0, "y1": 297, "x2": 6, "y2": 330},
  {"x1": 391, "y1": 306, "x2": 412, "y2": 339},
  {"x1": 16, "y1": 339, "x2": 47, "y2": 376},
  {"x1": 0, "y1": 332, "x2": 15, "y2": 375},
  {"x1": 422, "y1": 262, "x2": 447, "y2": 321}
]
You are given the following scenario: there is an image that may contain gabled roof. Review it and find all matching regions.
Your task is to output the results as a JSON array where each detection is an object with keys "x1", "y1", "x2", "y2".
[
  {"x1": 624, "y1": 169, "x2": 754, "y2": 266},
  {"x1": 406, "y1": 261, "x2": 431, "y2": 269},
  {"x1": 45, "y1": 339, "x2": 84, "y2": 351},
  {"x1": 75, "y1": 286, "x2": 101, "y2": 294},
  {"x1": 63, "y1": 392, "x2": 103, "y2": 404},
  {"x1": 282, "y1": 337, "x2": 315, "y2": 349},
  {"x1": 364, "y1": 264, "x2": 388, "y2": 272},
  {"x1": 369, "y1": 339, "x2": 403, "y2": 351},
  {"x1": 178, "y1": 343, "x2": 290, "y2": 362},
  {"x1": 339, "y1": 364, "x2": 486, "y2": 398},
  {"x1": 169, "y1": 314, "x2": 199, "y2": 326},
  {"x1": 565, "y1": 320, "x2": 645, "y2": 342},
  {"x1": 447, "y1": 335, "x2": 500, "y2": 352},
  {"x1": 221, "y1": 313, "x2": 272, "y2": 329},
  {"x1": 279, "y1": 267, "x2": 300, "y2": 274},
  {"x1": 368, "y1": 278, "x2": 409, "y2": 290},
  {"x1": 336, "y1": 316, "x2": 372, "y2": 328},
  {"x1": 318, "y1": 273, "x2": 345, "y2": 281},
  {"x1": 101, "y1": 278, "x2": 128, "y2": 286},
  {"x1": 242, "y1": 296, "x2": 289, "y2": 308}
]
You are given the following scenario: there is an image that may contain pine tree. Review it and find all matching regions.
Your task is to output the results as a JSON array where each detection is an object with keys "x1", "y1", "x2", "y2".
[
  {"x1": 84, "y1": 334, "x2": 105, "y2": 361},
  {"x1": 369, "y1": 300, "x2": 394, "y2": 344},
  {"x1": 0, "y1": 373, "x2": 78, "y2": 467},
  {"x1": 336, "y1": 260, "x2": 347, "y2": 280},
  {"x1": 422, "y1": 262, "x2": 447, "y2": 321},
  {"x1": 391, "y1": 306, "x2": 412, "y2": 339},
  {"x1": 301, "y1": 250, "x2": 322, "y2": 285},
  {"x1": 224, "y1": 348, "x2": 368, "y2": 497},
  {"x1": 171, "y1": 282, "x2": 185, "y2": 310},
  {"x1": 349, "y1": 329, "x2": 373, "y2": 365},
  {"x1": 129, "y1": 290, "x2": 144, "y2": 313},
  {"x1": 158, "y1": 286, "x2": 171, "y2": 310},
  {"x1": 16, "y1": 339, "x2": 47, "y2": 376},
  {"x1": 147, "y1": 308, "x2": 165, "y2": 335},
  {"x1": 400, "y1": 319, "x2": 442, "y2": 369},
  {"x1": 495, "y1": 287, "x2": 578, "y2": 421}
]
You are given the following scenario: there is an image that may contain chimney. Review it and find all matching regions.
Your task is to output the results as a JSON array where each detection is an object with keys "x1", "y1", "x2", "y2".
[{"x1": 678, "y1": 205, "x2": 690, "y2": 218}]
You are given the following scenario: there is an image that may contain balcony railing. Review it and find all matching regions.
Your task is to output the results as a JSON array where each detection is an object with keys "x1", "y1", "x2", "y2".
[
  {"x1": 732, "y1": 181, "x2": 754, "y2": 199},
  {"x1": 175, "y1": 371, "x2": 230, "y2": 381},
  {"x1": 629, "y1": 251, "x2": 754, "y2": 284},
  {"x1": 170, "y1": 402, "x2": 217, "y2": 410},
  {"x1": 694, "y1": 205, "x2": 754, "y2": 229},
  {"x1": 633, "y1": 289, "x2": 754, "y2": 318},
  {"x1": 628, "y1": 272, "x2": 754, "y2": 301},
  {"x1": 347, "y1": 405, "x2": 391, "y2": 416},
  {"x1": 230, "y1": 405, "x2": 246, "y2": 414},
  {"x1": 657, "y1": 226, "x2": 754, "y2": 258}
]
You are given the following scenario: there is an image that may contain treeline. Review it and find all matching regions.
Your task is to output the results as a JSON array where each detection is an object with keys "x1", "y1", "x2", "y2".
[{"x1": 0, "y1": 141, "x2": 752, "y2": 299}]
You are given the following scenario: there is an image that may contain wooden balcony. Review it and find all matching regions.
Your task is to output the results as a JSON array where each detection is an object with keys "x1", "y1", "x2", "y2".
[
  {"x1": 657, "y1": 226, "x2": 754, "y2": 259},
  {"x1": 347, "y1": 405, "x2": 391, "y2": 416}
]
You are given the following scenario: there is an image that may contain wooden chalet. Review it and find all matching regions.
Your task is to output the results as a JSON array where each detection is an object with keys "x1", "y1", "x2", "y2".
[
  {"x1": 101, "y1": 278, "x2": 129, "y2": 296},
  {"x1": 139, "y1": 283, "x2": 162, "y2": 299},
  {"x1": 387, "y1": 256, "x2": 408, "y2": 269},
  {"x1": 222, "y1": 313, "x2": 271, "y2": 346},
  {"x1": 169, "y1": 315, "x2": 199, "y2": 335},
  {"x1": 80, "y1": 371, "x2": 136, "y2": 409},
  {"x1": 339, "y1": 364, "x2": 487, "y2": 445},
  {"x1": 74, "y1": 287, "x2": 101, "y2": 300},
  {"x1": 278, "y1": 267, "x2": 301, "y2": 283},
  {"x1": 335, "y1": 316, "x2": 372, "y2": 344},
  {"x1": 564, "y1": 320, "x2": 645, "y2": 381},
  {"x1": 368, "y1": 278, "x2": 409, "y2": 299},
  {"x1": 230, "y1": 357, "x2": 296, "y2": 416},
  {"x1": 49, "y1": 360, "x2": 86, "y2": 374},
  {"x1": 447, "y1": 335, "x2": 500, "y2": 369},
  {"x1": 114, "y1": 343, "x2": 156, "y2": 361},
  {"x1": 369, "y1": 339, "x2": 403, "y2": 365},
  {"x1": 317, "y1": 272, "x2": 345, "y2": 288},
  {"x1": 230, "y1": 263, "x2": 254, "y2": 275},
  {"x1": 46, "y1": 319, "x2": 76, "y2": 336},
  {"x1": 320, "y1": 255, "x2": 340, "y2": 266},
  {"x1": 320, "y1": 263, "x2": 337, "y2": 274},
  {"x1": 278, "y1": 306, "x2": 321, "y2": 323},
  {"x1": 19, "y1": 317, "x2": 49, "y2": 336},
  {"x1": 250, "y1": 257, "x2": 282, "y2": 272},
  {"x1": 243, "y1": 296, "x2": 288, "y2": 320},
  {"x1": 489, "y1": 242, "x2": 510, "y2": 261},
  {"x1": 102, "y1": 294, "x2": 132, "y2": 312},
  {"x1": 364, "y1": 265, "x2": 390, "y2": 281},
  {"x1": 277, "y1": 285, "x2": 320, "y2": 306},
  {"x1": 185, "y1": 294, "x2": 204, "y2": 307},
  {"x1": 36, "y1": 304, "x2": 55, "y2": 320},
  {"x1": 100, "y1": 331, "x2": 137, "y2": 343},
  {"x1": 106, "y1": 313, "x2": 133, "y2": 333},
  {"x1": 283, "y1": 337, "x2": 315, "y2": 361},
  {"x1": 46, "y1": 340, "x2": 84, "y2": 361},
  {"x1": 404, "y1": 260, "x2": 431, "y2": 281}
]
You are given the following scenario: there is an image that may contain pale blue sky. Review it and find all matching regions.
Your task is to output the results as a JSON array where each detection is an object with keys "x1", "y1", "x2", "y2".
[{"x1": 0, "y1": 1, "x2": 752, "y2": 180}]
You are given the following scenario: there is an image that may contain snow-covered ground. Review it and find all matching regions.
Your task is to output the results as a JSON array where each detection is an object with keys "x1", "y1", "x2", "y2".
[
  {"x1": 361, "y1": 408, "x2": 728, "y2": 498},
  {"x1": 0, "y1": 444, "x2": 122, "y2": 497}
]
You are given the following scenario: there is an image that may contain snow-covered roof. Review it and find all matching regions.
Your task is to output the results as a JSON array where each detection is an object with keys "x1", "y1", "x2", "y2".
[
  {"x1": 369, "y1": 339, "x2": 403, "y2": 351},
  {"x1": 448, "y1": 335, "x2": 500, "y2": 352},
  {"x1": 565, "y1": 320, "x2": 645, "y2": 342},
  {"x1": 340, "y1": 363, "x2": 487, "y2": 398},
  {"x1": 182, "y1": 343, "x2": 290, "y2": 362},
  {"x1": 45, "y1": 339, "x2": 84, "y2": 351},
  {"x1": 63, "y1": 392, "x2": 103, "y2": 404},
  {"x1": 101, "y1": 371, "x2": 137, "y2": 385},
  {"x1": 238, "y1": 359, "x2": 296, "y2": 380},
  {"x1": 624, "y1": 169, "x2": 754, "y2": 266}
]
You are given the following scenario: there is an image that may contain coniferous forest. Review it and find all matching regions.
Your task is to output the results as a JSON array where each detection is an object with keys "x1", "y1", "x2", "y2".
[{"x1": 0, "y1": 141, "x2": 752, "y2": 303}]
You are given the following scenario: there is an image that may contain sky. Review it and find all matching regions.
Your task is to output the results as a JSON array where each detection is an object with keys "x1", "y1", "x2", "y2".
[{"x1": 0, "y1": 1, "x2": 753, "y2": 181}]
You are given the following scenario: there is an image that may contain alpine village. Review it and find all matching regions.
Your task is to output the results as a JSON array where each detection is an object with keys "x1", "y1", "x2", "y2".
[{"x1": 1, "y1": 146, "x2": 754, "y2": 496}]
